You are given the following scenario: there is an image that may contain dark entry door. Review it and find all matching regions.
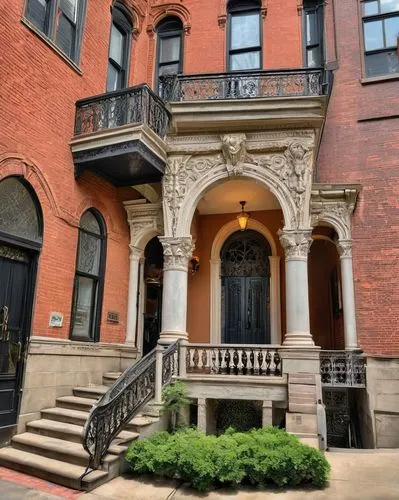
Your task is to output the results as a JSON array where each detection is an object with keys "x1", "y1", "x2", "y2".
[
  {"x1": 223, "y1": 276, "x2": 268, "y2": 344},
  {"x1": 221, "y1": 230, "x2": 271, "y2": 344},
  {"x1": 0, "y1": 245, "x2": 30, "y2": 428}
]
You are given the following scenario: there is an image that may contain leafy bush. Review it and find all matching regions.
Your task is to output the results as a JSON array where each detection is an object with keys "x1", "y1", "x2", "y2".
[{"x1": 125, "y1": 426, "x2": 330, "y2": 491}]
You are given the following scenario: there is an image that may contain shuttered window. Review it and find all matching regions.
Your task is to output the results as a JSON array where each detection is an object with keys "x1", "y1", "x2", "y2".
[{"x1": 24, "y1": 0, "x2": 86, "y2": 63}]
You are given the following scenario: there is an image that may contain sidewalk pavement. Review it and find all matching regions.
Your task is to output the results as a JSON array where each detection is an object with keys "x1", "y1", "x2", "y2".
[{"x1": 82, "y1": 450, "x2": 399, "y2": 500}]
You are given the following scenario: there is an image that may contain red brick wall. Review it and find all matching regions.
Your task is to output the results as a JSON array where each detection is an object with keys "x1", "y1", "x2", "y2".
[{"x1": 319, "y1": 0, "x2": 399, "y2": 354}]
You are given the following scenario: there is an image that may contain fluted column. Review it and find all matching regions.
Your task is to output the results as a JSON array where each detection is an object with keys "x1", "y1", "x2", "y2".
[
  {"x1": 159, "y1": 236, "x2": 195, "y2": 342},
  {"x1": 279, "y1": 230, "x2": 315, "y2": 347},
  {"x1": 125, "y1": 245, "x2": 143, "y2": 344},
  {"x1": 337, "y1": 240, "x2": 358, "y2": 350}
]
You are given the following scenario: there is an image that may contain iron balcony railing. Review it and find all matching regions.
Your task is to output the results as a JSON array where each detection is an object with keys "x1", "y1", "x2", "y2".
[
  {"x1": 185, "y1": 343, "x2": 282, "y2": 377},
  {"x1": 320, "y1": 350, "x2": 366, "y2": 388},
  {"x1": 74, "y1": 84, "x2": 170, "y2": 139},
  {"x1": 160, "y1": 68, "x2": 327, "y2": 102},
  {"x1": 82, "y1": 340, "x2": 179, "y2": 472}
]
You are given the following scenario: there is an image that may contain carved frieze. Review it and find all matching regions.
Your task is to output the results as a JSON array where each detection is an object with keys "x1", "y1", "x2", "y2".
[
  {"x1": 279, "y1": 230, "x2": 313, "y2": 260},
  {"x1": 159, "y1": 237, "x2": 195, "y2": 271}
]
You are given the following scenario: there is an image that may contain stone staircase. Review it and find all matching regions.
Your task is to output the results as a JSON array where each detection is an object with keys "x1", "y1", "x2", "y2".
[{"x1": 0, "y1": 372, "x2": 161, "y2": 491}]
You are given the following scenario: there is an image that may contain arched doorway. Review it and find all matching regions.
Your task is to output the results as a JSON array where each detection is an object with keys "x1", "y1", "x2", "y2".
[
  {"x1": 142, "y1": 237, "x2": 163, "y2": 355},
  {"x1": 221, "y1": 229, "x2": 271, "y2": 344},
  {"x1": 0, "y1": 176, "x2": 42, "y2": 430}
]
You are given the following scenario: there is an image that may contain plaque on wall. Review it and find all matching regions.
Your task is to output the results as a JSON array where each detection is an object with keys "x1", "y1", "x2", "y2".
[
  {"x1": 107, "y1": 311, "x2": 120, "y2": 323},
  {"x1": 49, "y1": 312, "x2": 63, "y2": 328}
]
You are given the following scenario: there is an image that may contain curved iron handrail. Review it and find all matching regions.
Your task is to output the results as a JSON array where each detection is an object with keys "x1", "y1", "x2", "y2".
[{"x1": 82, "y1": 341, "x2": 179, "y2": 471}]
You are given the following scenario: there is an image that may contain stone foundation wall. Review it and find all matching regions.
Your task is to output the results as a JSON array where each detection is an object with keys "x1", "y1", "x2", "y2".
[
  {"x1": 18, "y1": 337, "x2": 138, "y2": 433},
  {"x1": 365, "y1": 356, "x2": 399, "y2": 448}
]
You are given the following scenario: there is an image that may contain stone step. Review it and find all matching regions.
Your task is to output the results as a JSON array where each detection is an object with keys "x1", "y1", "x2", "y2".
[
  {"x1": 11, "y1": 432, "x2": 121, "y2": 469},
  {"x1": 26, "y1": 419, "x2": 139, "y2": 446},
  {"x1": 0, "y1": 447, "x2": 108, "y2": 491},
  {"x1": 73, "y1": 385, "x2": 109, "y2": 399},
  {"x1": 42, "y1": 406, "x2": 159, "y2": 433},
  {"x1": 56, "y1": 395, "x2": 97, "y2": 412},
  {"x1": 288, "y1": 403, "x2": 317, "y2": 415},
  {"x1": 103, "y1": 372, "x2": 122, "y2": 386}
]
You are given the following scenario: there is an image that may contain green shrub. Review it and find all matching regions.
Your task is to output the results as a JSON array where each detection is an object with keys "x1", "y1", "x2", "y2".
[
  {"x1": 161, "y1": 381, "x2": 191, "y2": 431},
  {"x1": 125, "y1": 426, "x2": 330, "y2": 491}
]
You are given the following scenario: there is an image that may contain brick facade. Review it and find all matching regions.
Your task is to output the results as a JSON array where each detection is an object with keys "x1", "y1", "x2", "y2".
[{"x1": 0, "y1": 0, "x2": 398, "y2": 353}]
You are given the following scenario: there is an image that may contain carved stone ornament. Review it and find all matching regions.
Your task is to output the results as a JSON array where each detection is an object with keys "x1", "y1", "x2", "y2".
[
  {"x1": 124, "y1": 202, "x2": 164, "y2": 248},
  {"x1": 221, "y1": 134, "x2": 252, "y2": 176},
  {"x1": 129, "y1": 245, "x2": 143, "y2": 260},
  {"x1": 278, "y1": 230, "x2": 313, "y2": 260},
  {"x1": 159, "y1": 237, "x2": 195, "y2": 271},
  {"x1": 337, "y1": 240, "x2": 353, "y2": 258}
]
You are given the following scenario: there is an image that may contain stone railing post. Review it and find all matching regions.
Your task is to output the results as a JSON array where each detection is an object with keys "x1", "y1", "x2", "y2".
[
  {"x1": 154, "y1": 343, "x2": 164, "y2": 404},
  {"x1": 125, "y1": 245, "x2": 143, "y2": 345},
  {"x1": 279, "y1": 229, "x2": 315, "y2": 347},
  {"x1": 337, "y1": 239, "x2": 358, "y2": 350},
  {"x1": 159, "y1": 236, "x2": 195, "y2": 342},
  {"x1": 179, "y1": 339, "x2": 188, "y2": 378}
]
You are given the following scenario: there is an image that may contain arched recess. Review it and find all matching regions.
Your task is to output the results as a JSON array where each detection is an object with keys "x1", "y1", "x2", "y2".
[
  {"x1": 168, "y1": 163, "x2": 297, "y2": 238},
  {"x1": 210, "y1": 219, "x2": 281, "y2": 345},
  {"x1": 112, "y1": 0, "x2": 145, "y2": 38},
  {"x1": 148, "y1": 2, "x2": 192, "y2": 35}
]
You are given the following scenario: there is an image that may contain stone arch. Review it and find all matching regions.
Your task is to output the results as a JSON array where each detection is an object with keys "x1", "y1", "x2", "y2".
[
  {"x1": 148, "y1": 2, "x2": 192, "y2": 35},
  {"x1": 169, "y1": 163, "x2": 297, "y2": 238},
  {"x1": 312, "y1": 214, "x2": 350, "y2": 241},
  {"x1": 0, "y1": 153, "x2": 59, "y2": 220},
  {"x1": 112, "y1": 0, "x2": 145, "y2": 37},
  {"x1": 209, "y1": 219, "x2": 281, "y2": 345}
]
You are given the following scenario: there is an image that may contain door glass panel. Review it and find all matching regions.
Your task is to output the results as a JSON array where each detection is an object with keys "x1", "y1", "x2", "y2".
[
  {"x1": 307, "y1": 46, "x2": 321, "y2": 67},
  {"x1": 0, "y1": 178, "x2": 41, "y2": 243},
  {"x1": 230, "y1": 51, "x2": 260, "y2": 71},
  {"x1": 71, "y1": 276, "x2": 95, "y2": 339},
  {"x1": 110, "y1": 24, "x2": 125, "y2": 66},
  {"x1": 385, "y1": 16, "x2": 399, "y2": 46},
  {"x1": 306, "y1": 11, "x2": 319, "y2": 45},
  {"x1": 231, "y1": 13, "x2": 260, "y2": 50},
  {"x1": 55, "y1": 14, "x2": 75, "y2": 58},
  {"x1": 380, "y1": 0, "x2": 399, "y2": 14},
  {"x1": 159, "y1": 63, "x2": 180, "y2": 76},
  {"x1": 364, "y1": 20, "x2": 384, "y2": 50},
  {"x1": 26, "y1": 0, "x2": 49, "y2": 32},
  {"x1": 160, "y1": 36, "x2": 180, "y2": 63},
  {"x1": 106, "y1": 63, "x2": 120, "y2": 92},
  {"x1": 59, "y1": 0, "x2": 78, "y2": 22}
]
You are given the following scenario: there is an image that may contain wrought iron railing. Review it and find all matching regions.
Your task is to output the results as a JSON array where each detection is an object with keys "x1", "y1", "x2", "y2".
[
  {"x1": 320, "y1": 351, "x2": 366, "y2": 387},
  {"x1": 160, "y1": 68, "x2": 326, "y2": 102},
  {"x1": 82, "y1": 340, "x2": 179, "y2": 471},
  {"x1": 186, "y1": 344, "x2": 282, "y2": 376},
  {"x1": 74, "y1": 84, "x2": 170, "y2": 139}
]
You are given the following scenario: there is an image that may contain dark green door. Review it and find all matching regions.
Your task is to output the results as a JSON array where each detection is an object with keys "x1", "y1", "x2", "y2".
[
  {"x1": 221, "y1": 230, "x2": 271, "y2": 345},
  {"x1": 0, "y1": 245, "x2": 31, "y2": 429}
]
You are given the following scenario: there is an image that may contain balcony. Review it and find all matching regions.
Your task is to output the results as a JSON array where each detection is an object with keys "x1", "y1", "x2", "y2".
[
  {"x1": 160, "y1": 68, "x2": 329, "y2": 134},
  {"x1": 71, "y1": 84, "x2": 170, "y2": 186}
]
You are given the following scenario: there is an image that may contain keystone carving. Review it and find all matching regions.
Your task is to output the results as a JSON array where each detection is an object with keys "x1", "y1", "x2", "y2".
[
  {"x1": 221, "y1": 134, "x2": 252, "y2": 176},
  {"x1": 279, "y1": 230, "x2": 313, "y2": 260},
  {"x1": 159, "y1": 237, "x2": 195, "y2": 271}
]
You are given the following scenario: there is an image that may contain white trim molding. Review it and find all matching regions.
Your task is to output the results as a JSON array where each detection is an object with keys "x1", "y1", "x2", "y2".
[{"x1": 209, "y1": 219, "x2": 282, "y2": 345}]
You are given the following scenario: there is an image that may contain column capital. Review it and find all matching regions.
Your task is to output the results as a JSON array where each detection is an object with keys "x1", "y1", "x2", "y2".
[
  {"x1": 337, "y1": 239, "x2": 353, "y2": 259},
  {"x1": 129, "y1": 245, "x2": 144, "y2": 260},
  {"x1": 159, "y1": 236, "x2": 195, "y2": 272},
  {"x1": 278, "y1": 229, "x2": 313, "y2": 261}
]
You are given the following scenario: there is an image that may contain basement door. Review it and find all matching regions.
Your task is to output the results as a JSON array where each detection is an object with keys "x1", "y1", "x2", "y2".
[{"x1": 221, "y1": 230, "x2": 271, "y2": 344}]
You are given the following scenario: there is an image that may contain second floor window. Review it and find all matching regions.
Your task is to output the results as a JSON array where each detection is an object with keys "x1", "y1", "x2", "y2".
[
  {"x1": 227, "y1": 0, "x2": 262, "y2": 71},
  {"x1": 24, "y1": 0, "x2": 86, "y2": 63},
  {"x1": 303, "y1": 0, "x2": 324, "y2": 68},
  {"x1": 106, "y1": 4, "x2": 132, "y2": 92},
  {"x1": 156, "y1": 17, "x2": 184, "y2": 92},
  {"x1": 362, "y1": 0, "x2": 399, "y2": 77}
]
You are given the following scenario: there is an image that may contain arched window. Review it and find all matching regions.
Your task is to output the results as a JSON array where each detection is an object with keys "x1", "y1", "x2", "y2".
[
  {"x1": 106, "y1": 3, "x2": 133, "y2": 92},
  {"x1": 303, "y1": 0, "x2": 324, "y2": 68},
  {"x1": 227, "y1": 0, "x2": 262, "y2": 71},
  {"x1": 0, "y1": 177, "x2": 42, "y2": 246},
  {"x1": 70, "y1": 210, "x2": 106, "y2": 341},
  {"x1": 156, "y1": 17, "x2": 184, "y2": 91}
]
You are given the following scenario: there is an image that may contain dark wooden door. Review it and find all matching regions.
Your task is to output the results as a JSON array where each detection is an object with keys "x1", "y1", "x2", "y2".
[
  {"x1": 221, "y1": 230, "x2": 271, "y2": 345},
  {"x1": 0, "y1": 245, "x2": 31, "y2": 429}
]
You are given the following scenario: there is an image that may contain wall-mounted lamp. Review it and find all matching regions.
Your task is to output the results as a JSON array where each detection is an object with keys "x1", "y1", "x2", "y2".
[
  {"x1": 189, "y1": 255, "x2": 200, "y2": 274},
  {"x1": 237, "y1": 201, "x2": 250, "y2": 231}
]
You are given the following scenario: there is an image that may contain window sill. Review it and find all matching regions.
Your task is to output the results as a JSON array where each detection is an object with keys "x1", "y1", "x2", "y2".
[
  {"x1": 21, "y1": 17, "x2": 83, "y2": 76},
  {"x1": 360, "y1": 73, "x2": 399, "y2": 85}
]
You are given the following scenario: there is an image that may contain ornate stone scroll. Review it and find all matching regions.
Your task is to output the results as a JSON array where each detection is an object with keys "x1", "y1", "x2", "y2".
[
  {"x1": 279, "y1": 230, "x2": 313, "y2": 260},
  {"x1": 159, "y1": 236, "x2": 195, "y2": 271}
]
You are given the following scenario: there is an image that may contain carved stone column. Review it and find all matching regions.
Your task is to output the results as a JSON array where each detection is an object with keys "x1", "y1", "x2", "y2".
[
  {"x1": 337, "y1": 239, "x2": 358, "y2": 350},
  {"x1": 126, "y1": 245, "x2": 144, "y2": 345},
  {"x1": 159, "y1": 236, "x2": 195, "y2": 342},
  {"x1": 279, "y1": 230, "x2": 315, "y2": 347}
]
